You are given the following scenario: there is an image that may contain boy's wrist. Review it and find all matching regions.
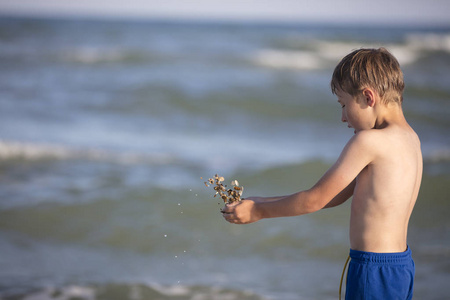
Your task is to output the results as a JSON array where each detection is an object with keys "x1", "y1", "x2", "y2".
[{"x1": 253, "y1": 201, "x2": 266, "y2": 220}]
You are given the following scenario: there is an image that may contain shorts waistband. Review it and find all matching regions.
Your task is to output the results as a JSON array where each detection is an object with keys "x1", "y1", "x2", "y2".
[{"x1": 349, "y1": 246, "x2": 412, "y2": 264}]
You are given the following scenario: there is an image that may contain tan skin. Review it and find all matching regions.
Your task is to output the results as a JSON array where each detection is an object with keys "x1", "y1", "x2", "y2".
[{"x1": 222, "y1": 88, "x2": 422, "y2": 253}]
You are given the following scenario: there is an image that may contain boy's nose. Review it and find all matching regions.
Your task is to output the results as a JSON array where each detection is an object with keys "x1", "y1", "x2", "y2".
[{"x1": 341, "y1": 111, "x2": 347, "y2": 123}]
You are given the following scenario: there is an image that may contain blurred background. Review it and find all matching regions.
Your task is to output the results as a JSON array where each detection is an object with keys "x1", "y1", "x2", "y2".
[{"x1": 0, "y1": 1, "x2": 449, "y2": 299}]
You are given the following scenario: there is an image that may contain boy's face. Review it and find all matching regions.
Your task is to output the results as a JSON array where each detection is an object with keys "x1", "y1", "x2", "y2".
[{"x1": 336, "y1": 89, "x2": 374, "y2": 134}]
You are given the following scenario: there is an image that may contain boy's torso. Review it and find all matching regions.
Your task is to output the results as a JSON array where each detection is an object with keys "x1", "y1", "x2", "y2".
[{"x1": 349, "y1": 125, "x2": 422, "y2": 253}]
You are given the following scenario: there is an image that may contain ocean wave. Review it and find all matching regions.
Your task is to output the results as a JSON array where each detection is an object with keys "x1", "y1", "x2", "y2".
[
  {"x1": 405, "y1": 32, "x2": 450, "y2": 52},
  {"x1": 250, "y1": 34, "x2": 450, "y2": 70},
  {"x1": 60, "y1": 47, "x2": 151, "y2": 64},
  {"x1": 314, "y1": 41, "x2": 422, "y2": 65},
  {"x1": 250, "y1": 44, "x2": 420, "y2": 70},
  {"x1": 2, "y1": 283, "x2": 266, "y2": 300},
  {"x1": 251, "y1": 50, "x2": 325, "y2": 70},
  {"x1": 0, "y1": 140, "x2": 173, "y2": 165},
  {"x1": 63, "y1": 47, "x2": 123, "y2": 64}
]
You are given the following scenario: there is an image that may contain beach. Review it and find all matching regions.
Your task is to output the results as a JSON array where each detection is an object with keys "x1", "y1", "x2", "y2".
[{"x1": 0, "y1": 17, "x2": 449, "y2": 299}]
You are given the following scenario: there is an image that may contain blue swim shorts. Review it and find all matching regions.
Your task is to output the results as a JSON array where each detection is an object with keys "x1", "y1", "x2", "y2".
[{"x1": 345, "y1": 247, "x2": 415, "y2": 300}]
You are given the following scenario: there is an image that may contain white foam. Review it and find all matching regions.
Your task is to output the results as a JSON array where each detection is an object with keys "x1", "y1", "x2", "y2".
[
  {"x1": 0, "y1": 140, "x2": 173, "y2": 165},
  {"x1": 252, "y1": 50, "x2": 324, "y2": 70},
  {"x1": 314, "y1": 41, "x2": 421, "y2": 65},
  {"x1": 251, "y1": 38, "x2": 432, "y2": 71},
  {"x1": 23, "y1": 286, "x2": 95, "y2": 300},
  {"x1": 62, "y1": 47, "x2": 126, "y2": 64},
  {"x1": 405, "y1": 33, "x2": 450, "y2": 52},
  {"x1": 148, "y1": 283, "x2": 190, "y2": 296}
]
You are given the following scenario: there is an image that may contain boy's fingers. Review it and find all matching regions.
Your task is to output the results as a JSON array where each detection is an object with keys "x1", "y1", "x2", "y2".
[
  {"x1": 221, "y1": 203, "x2": 235, "y2": 214},
  {"x1": 222, "y1": 212, "x2": 235, "y2": 223},
  {"x1": 221, "y1": 206, "x2": 237, "y2": 221}
]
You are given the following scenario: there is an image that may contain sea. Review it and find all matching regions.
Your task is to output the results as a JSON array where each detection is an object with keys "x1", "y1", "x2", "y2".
[{"x1": 0, "y1": 16, "x2": 449, "y2": 300}]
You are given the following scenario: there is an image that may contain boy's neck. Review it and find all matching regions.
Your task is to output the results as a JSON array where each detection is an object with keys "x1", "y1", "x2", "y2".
[{"x1": 374, "y1": 102, "x2": 407, "y2": 130}]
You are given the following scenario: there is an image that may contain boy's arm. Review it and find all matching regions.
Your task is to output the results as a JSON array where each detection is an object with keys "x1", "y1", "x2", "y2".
[
  {"x1": 242, "y1": 180, "x2": 354, "y2": 206},
  {"x1": 246, "y1": 196, "x2": 288, "y2": 203},
  {"x1": 323, "y1": 179, "x2": 355, "y2": 209},
  {"x1": 222, "y1": 132, "x2": 375, "y2": 224}
]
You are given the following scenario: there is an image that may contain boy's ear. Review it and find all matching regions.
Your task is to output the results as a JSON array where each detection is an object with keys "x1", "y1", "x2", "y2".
[{"x1": 362, "y1": 88, "x2": 376, "y2": 107}]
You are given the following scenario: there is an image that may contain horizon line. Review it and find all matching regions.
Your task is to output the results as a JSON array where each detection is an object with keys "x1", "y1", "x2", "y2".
[{"x1": 1, "y1": 11, "x2": 450, "y2": 29}]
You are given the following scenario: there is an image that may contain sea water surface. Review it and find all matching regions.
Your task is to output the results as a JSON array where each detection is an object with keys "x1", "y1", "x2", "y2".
[{"x1": 0, "y1": 17, "x2": 449, "y2": 300}]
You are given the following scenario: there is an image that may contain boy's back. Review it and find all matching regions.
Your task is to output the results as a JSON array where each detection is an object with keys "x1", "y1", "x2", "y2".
[{"x1": 349, "y1": 123, "x2": 422, "y2": 253}]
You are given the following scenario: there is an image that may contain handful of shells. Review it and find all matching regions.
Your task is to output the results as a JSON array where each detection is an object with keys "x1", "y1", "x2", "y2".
[{"x1": 203, "y1": 174, "x2": 244, "y2": 204}]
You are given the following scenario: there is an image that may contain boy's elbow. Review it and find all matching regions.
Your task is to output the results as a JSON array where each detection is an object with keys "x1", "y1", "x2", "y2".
[{"x1": 301, "y1": 190, "x2": 324, "y2": 214}]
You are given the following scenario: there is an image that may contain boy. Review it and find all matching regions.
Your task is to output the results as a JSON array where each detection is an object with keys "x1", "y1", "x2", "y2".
[{"x1": 221, "y1": 48, "x2": 422, "y2": 299}]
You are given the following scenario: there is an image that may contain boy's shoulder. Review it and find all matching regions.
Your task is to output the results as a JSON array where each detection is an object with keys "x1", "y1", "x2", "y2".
[
  {"x1": 346, "y1": 130, "x2": 382, "y2": 153},
  {"x1": 334, "y1": 124, "x2": 419, "y2": 182},
  {"x1": 352, "y1": 124, "x2": 416, "y2": 145},
  {"x1": 348, "y1": 125, "x2": 420, "y2": 162},
  {"x1": 342, "y1": 127, "x2": 406, "y2": 162}
]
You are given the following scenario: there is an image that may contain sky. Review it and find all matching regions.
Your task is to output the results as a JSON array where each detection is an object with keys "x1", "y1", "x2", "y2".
[{"x1": 0, "y1": 0, "x2": 449, "y2": 26}]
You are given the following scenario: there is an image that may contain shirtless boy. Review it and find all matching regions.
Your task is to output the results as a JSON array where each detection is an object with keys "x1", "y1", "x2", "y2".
[{"x1": 221, "y1": 48, "x2": 422, "y2": 299}]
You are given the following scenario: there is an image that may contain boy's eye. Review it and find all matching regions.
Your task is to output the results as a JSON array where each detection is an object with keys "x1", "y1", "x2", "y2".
[{"x1": 342, "y1": 105, "x2": 346, "y2": 108}]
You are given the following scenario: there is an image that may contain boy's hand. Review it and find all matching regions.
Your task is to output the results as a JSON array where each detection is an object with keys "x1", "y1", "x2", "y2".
[{"x1": 221, "y1": 199, "x2": 261, "y2": 224}]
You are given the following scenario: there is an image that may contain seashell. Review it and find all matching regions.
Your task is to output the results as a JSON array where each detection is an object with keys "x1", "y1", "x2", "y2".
[{"x1": 204, "y1": 174, "x2": 244, "y2": 204}]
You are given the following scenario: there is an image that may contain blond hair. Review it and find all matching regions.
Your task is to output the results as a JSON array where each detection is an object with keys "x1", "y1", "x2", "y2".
[{"x1": 331, "y1": 48, "x2": 404, "y2": 104}]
